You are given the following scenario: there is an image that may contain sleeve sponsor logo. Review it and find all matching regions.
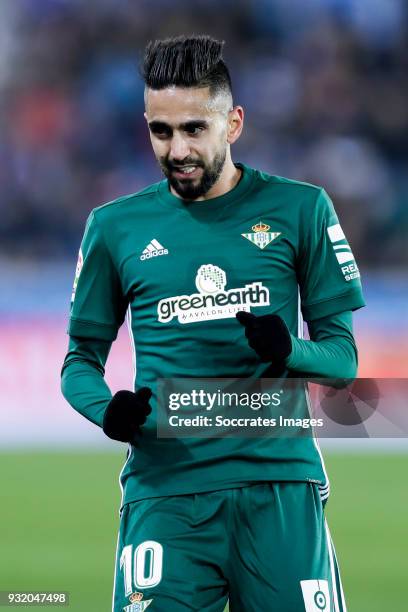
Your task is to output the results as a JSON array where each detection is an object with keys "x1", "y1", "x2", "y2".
[
  {"x1": 327, "y1": 224, "x2": 345, "y2": 243},
  {"x1": 327, "y1": 224, "x2": 360, "y2": 281}
]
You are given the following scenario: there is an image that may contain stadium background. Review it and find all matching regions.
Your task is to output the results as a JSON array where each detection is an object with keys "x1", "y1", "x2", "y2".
[{"x1": 0, "y1": 0, "x2": 407, "y2": 610}]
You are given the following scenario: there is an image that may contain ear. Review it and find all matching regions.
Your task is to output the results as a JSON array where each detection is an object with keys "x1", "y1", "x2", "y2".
[{"x1": 227, "y1": 106, "x2": 244, "y2": 144}]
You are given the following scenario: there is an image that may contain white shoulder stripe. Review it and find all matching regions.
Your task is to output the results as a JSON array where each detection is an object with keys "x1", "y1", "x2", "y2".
[
  {"x1": 336, "y1": 252, "x2": 355, "y2": 264},
  {"x1": 327, "y1": 224, "x2": 345, "y2": 243}
]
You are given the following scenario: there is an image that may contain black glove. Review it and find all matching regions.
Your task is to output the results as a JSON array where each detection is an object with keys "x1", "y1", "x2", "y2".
[
  {"x1": 102, "y1": 387, "x2": 152, "y2": 442},
  {"x1": 236, "y1": 311, "x2": 292, "y2": 363}
]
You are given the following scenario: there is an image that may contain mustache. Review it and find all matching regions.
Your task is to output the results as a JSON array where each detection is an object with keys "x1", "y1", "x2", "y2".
[{"x1": 165, "y1": 159, "x2": 204, "y2": 170}]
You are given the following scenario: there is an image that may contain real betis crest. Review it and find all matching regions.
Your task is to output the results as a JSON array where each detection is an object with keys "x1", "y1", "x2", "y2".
[
  {"x1": 241, "y1": 221, "x2": 281, "y2": 250},
  {"x1": 123, "y1": 592, "x2": 153, "y2": 612}
]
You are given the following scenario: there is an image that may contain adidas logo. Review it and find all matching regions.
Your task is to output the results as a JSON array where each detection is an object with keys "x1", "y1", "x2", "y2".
[{"x1": 140, "y1": 239, "x2": 169, "y2": 261}]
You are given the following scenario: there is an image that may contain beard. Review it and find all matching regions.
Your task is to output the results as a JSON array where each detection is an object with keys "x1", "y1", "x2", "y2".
[{"x1": 159, "y1": 148, "x2": 227, "y2": 200}]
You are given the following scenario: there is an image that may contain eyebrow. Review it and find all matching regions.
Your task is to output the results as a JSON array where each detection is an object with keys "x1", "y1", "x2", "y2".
[{"x1": 148, "y1": 120, "x2": 209, "y2": 131}]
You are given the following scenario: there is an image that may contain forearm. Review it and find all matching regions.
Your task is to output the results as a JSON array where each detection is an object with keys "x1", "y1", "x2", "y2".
[
  {"x1": 285, "y1": 311, "x2": 358, "y2": 379},
  {"x1": 60, "y1": 337, "x2": 112, "y2": 428}
]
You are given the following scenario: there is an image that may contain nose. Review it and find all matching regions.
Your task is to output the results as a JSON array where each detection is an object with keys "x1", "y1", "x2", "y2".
[{"x1": 169, "y1": 132, "x2": 190, "y2": 161}]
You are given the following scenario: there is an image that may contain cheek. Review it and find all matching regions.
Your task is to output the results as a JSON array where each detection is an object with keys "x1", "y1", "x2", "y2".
[
  {"x1": 211, "y1": 131, "x2": 228, "y2": 159},
  {"x1": 150, "y1": 139, "x2": 168, "y2": 160},
  {"x1": 212, "y1": 117, "x2": 228, "y2": 138},
  {"x1": 200, "y1": 131, "x2": 226, "y2": 158},
  {"x1": 209, "y1": 129, "x2": 228, "y2": 157}
]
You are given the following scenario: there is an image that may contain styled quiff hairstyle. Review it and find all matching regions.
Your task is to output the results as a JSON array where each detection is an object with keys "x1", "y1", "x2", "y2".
[{"x1": 142, "y1": 35, "x2": 233, "y2": 110}]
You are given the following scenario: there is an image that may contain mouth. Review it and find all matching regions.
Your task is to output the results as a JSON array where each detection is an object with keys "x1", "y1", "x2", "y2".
[{"x1": 171, "y1": 165, "x2": 202, "y2": 179}]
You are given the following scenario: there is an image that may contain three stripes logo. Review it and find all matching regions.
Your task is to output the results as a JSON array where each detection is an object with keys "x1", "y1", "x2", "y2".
[
  {"x1": 140, "y1": 239, "x2": 168, "y2": 261},
  {"x1": 327, "y1": 223, "x2": 360, "y2": 282}
]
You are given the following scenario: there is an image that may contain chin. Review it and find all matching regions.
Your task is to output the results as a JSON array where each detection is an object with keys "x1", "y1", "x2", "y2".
[{"x1": 172, "y1": 180, "x2": 204, "y2": 198}]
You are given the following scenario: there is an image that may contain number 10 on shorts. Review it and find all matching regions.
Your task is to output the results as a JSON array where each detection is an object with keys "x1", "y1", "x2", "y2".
[{"x1": 120, "y1": 541, "x2": 163, "y2": 595}]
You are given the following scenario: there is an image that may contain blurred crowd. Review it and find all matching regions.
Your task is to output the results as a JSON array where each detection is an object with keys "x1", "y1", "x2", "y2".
[{"x1": 0, "y1": 0, "x2": 407, "y2": 266}]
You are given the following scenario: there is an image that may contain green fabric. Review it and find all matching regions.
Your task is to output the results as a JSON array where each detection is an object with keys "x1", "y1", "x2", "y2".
[
  {"x1": 112, "y1": 483, "x2": 345, "y2": 612},
  {"x1": 68, "y1": 212, "x2": 128, "y2": 341},
  {"x1": 286, "y1": 310, "x2": 358, "y2": 379},
  {"x1": 61, "y1": 338, "x2": 112, "y2": 428},
  {"x1": 61, "y1": 310, "x2": 356, "y2": 429},
  {"x1": 61, "y1": 162, "x2": 365, "y2": 506}
]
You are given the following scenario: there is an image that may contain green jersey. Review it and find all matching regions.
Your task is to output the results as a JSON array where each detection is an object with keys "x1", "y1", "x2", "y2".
[{"x1": 67, "y1": 163, "x2": 365, "y2": 508}]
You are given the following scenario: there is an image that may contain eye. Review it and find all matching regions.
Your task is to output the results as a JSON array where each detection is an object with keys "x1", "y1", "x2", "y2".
[
  {"x1": 185, "y1": 125, "x2": 205, "y2": 136},
  {"x1": 149, "y1": 123, "x2": 172, "y2": 139},
  {"x1": 152, "y1": 129, "x2": 171, "y2": 139}
]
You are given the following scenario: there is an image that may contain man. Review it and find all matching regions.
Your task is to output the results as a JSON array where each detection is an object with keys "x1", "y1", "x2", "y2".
[{"x1": 61, "y1": 35, "x2": 364, "y2": 612}]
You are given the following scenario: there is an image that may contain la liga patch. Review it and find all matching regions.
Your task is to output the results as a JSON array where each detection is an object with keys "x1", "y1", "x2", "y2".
[{"x1": 71, "y1": 248, "x2": 83, "y2": 304}]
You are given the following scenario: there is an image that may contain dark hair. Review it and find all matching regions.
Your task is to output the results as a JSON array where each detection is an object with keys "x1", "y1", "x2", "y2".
[{"x1": 141, "y1": 35, "x2": 232, "y2": 98}]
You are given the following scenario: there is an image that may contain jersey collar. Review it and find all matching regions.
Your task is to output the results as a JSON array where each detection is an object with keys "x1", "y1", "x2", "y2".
[{"x1": 157, "y1": 162, "x2": 256, "y2": 214}]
